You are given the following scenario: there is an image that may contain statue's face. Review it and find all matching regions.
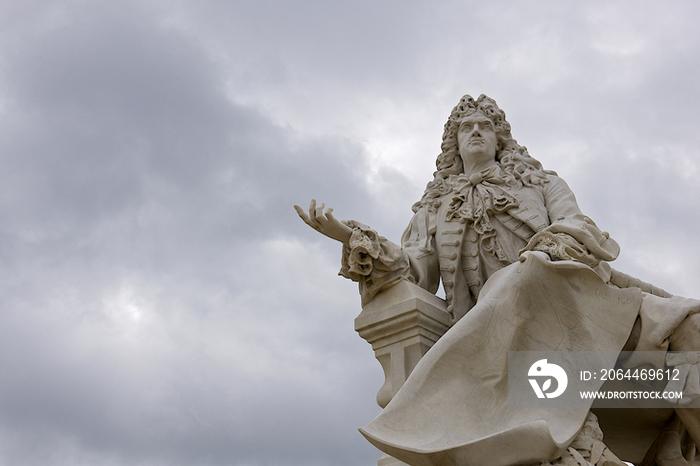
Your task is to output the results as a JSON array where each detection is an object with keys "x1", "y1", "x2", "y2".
[{"x1": 457, "y1": 112, "x2": 498, "y2": 164}]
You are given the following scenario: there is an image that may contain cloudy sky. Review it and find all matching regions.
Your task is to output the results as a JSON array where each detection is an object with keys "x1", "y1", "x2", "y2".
[{"x1": 1, "y1": 1, "x2": 700, "y2": 465}]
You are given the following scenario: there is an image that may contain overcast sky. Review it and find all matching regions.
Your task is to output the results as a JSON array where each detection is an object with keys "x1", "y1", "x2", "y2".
[{"x1": 1, "y1": 1, "x2": 700, "y2": 465}]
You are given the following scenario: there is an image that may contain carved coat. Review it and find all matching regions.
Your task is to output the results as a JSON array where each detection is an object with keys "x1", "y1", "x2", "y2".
[{"x1": 341, "y1": 166, "x2": 619, "y2": 323}]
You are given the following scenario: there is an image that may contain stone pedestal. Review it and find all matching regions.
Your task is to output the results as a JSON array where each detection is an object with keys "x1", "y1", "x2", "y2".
[
  {"x1": 377, "y1": 453, "x2": 410, "y2": 466},
  {"x1": 355, "y1": 280, "x2": 451, "y2": 466}
]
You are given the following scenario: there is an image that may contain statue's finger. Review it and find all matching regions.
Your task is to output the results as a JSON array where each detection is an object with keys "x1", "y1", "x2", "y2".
[
  {"x1": 314, "y1": 202, "x2": 325, "y2": 220},
  {"x1": 293, "y1": 204, "x2": 310, "y2": 222},
  {"x1": 309, "y1": 199, "x2": 317, "y2": 219}
]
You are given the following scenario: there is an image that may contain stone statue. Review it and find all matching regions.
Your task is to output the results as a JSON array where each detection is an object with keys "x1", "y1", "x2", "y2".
[{"x1": 295, "y1": 95, "x2": 700, "y2": 466}]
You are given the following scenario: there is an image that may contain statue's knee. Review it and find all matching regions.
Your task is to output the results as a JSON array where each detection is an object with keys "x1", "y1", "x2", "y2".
[{"x1": 670, "y1": 313, "x2": 700, "y2": 352}]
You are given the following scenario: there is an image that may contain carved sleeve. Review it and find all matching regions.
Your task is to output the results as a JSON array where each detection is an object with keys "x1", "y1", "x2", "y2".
[
  {"x1": 339, "y1": 207, "x2": 440, "y2": 305},
  {"x1": 521, "y1": 176, "x2": 620, "y2": 271}
]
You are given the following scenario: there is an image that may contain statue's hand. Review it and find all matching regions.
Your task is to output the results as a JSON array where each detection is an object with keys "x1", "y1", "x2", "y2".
[
  {"x1": 294, "y1": 199, "x2": 353, "y2": 245},
  {"x1": 523, "y1": 231, "x2": 599, "y2": 268}
]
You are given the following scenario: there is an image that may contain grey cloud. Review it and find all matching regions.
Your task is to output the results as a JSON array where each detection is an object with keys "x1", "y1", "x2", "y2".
[
  {"x1": 0, "y1": 2, "x2": 382, "y2": 465},
  {"x1": 1, "y1": 1, "x2": 700, "y2": 465}
]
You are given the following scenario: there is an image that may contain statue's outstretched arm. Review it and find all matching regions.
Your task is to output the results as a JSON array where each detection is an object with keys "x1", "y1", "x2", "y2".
[
  {"x1": 295, "y1": 201, "x2": 439, "y2": 305},
  {"x1": 294, "y1": 199, "x2": 352, "y2": 245}
]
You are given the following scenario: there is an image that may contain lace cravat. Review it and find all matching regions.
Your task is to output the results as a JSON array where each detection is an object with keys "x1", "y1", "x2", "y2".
[{"x1": 446, "y1": 166, "x2": 519, "y2": 263}]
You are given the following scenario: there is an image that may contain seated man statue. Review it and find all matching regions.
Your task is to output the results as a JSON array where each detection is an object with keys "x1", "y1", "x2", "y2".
[{"x1": 295, "y1": 94, "x2": 700, "y2": 466}]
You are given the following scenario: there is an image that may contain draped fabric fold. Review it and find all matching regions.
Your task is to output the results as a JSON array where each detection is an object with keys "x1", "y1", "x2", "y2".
[
  {"x1": 359, "y1": 252, "x2": 641, "y2": 466},
  {"x1": 665, "y1": 352, "x2": 700, "y2": 404}
]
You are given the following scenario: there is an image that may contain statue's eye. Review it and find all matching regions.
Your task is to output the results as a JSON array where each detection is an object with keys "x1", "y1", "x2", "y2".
[{"x1": 460, "y1": 124, "x2": 471, "y2": 132}]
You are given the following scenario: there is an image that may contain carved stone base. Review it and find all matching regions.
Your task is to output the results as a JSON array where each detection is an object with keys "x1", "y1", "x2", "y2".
[
  {"x1": 354, "y1": 280, "x2": 450, "y2": 408},
  {"x1": 377, "y1": 453, "x2": 410, "y2": 466},
  {"x1": 354, "y1": 280, "x2": 450, "y2": 466}
]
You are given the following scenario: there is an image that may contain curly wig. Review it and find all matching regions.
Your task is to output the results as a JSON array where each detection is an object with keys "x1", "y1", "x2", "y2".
[{"x1": 413, "y1": 94, "x2": 551, "y2": 212}]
